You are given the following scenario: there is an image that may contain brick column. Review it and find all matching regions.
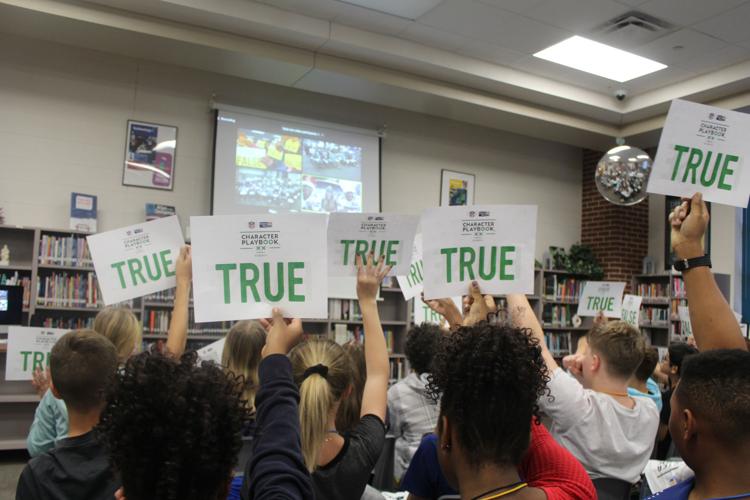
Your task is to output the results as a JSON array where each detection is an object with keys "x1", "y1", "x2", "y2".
[{"x1": 581, "y1": 149, "x2": 650, "y2": 289}]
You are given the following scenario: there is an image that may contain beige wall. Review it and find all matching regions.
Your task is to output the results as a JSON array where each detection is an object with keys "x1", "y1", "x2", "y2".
[{"x1": 0, "y1": 33, "x2": 583, "y2": 258}]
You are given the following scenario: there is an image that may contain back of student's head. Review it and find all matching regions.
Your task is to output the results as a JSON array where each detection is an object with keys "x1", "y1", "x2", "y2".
[
  {"x1": 667, "y1": 342, "x2": 699, "y2": 377},
  {"x1": 98, "y1": 351, "x2": 246, "y2": 500},
  {"x1": 50, "y1": 329, "x2": 118, "y2": 413},
  {"x1": 428, "y1": 322, "x2": 548, "y2": 468},
  {"x1": 94, "y1": 307, "x2": 141, "y2": 363},
  {"x1": 587, "y1": 320, "x2": 645, "y2": 380},
  {"x1": 634, "y1": 346, "x2": 659, "y2": 383},
  {"x1": 221, "y1": 320, "x2": 266, "y2": 410},
  {"x1": 289, "y1": 339, "x2": 352, "y2": 471},
  {"x1": 405, "y1": 323, "x2": 441, "y2": 375},
  {"x1": 673, "y1": 349, "x2": 750, "y2": 455},
  {"x1": 335, "y1": 341, "x2": 365, "y2": 432}
]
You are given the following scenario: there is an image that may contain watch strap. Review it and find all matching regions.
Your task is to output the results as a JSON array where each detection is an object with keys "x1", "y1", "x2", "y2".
[{"x1": 673, "y1": 255, "x2": 712, "y2": 272}]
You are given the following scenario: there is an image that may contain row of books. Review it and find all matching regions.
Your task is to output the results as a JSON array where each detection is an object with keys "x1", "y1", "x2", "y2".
[
  {"x1": 143, "y1": 309, "x2": 229, "y2": 335},
  {"x1": 332, "y1": 324, "x2": 395, "y2": 353},
  {"x1": 143, "y1": 289, "x2": 177, "y2": 303},
  {"x1": 35, "y1": 316, "x2": 95, "y2": 329},
  {"x1": 543, "y1": 277, "x2": 582, "y2": 301},
  {"x1": 38, "y1": 235, "x2": 92, "y2": 267},
  {"x1": 637, "y1": 283, "x2": 669, "y2": 299},
  {"x1": 544, "y1": 332, "x2": 571, "y2": 357},
  {"x1": 542, "y1": 304, "x2": 575, "y2": 328},
  {"x1": 0, "y1": 271, "x2": 31, "y2": 307},
  {"x1": 641, "y1": 307, "x2": 669, "y2": 325},
  {"x1": 672, "y1": 277, "x2": 686, "y2": 297},
  {"x1": 329, "y1": 299, "x2": 363, "y2": 321},
  {"x1": 670, "y1": 298, "x2": 688, "y2": 318},
  {"x1": 389, "y1": 358, "x2": 407, "y2": 381},
  {"x1": 36, "y1": 272, "x2": 99, "y2": 308}
]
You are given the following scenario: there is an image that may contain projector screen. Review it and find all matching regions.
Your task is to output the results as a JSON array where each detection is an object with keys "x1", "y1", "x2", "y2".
[{"x1": 212, "y1": 107, "x2": 381, "y2": 215}]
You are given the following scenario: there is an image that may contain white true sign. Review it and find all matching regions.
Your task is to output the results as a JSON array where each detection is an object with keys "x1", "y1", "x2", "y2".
[
  {"x1": 413, "y1": 296, "x2": 462, "y2": 326},
  {"x1": 190, "y1": 213, "x2": 328, "y2": 322},
  {"x1": 6, "y1": 326, "x2": 68, "y2": 381},
  {"x1": 577, "y1": 281, "x2": 626, "y2": 318},
  {"x1": 678, "y1": 305, "x2": 693, "y2": 338},
  {"x1": 196, "y1": 337, "x2": 225, "y2": 364},
  {"x1": 647, "y1": 99, "x2": 750, "y2": 207},
  {"x1": 327, "y1": 213, "x2": 419, "y2": 277},
  {"x1": 396, "y1": 233, "x2": 424, "y2": 301},
  {"x1": 87, "y1": 216, "x2": 185, "y2": 304},
  {"x1": 621, "y1": 294, "x2": 643, "y2": 328},
  {"x1": 421, "y1": 205, "x2": 537, "y2": 300}
]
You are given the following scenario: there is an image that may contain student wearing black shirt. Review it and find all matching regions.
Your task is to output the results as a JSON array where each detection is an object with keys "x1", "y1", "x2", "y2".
[{"x1": 16, "y1": 330, "x2": 120, "y2": 500}]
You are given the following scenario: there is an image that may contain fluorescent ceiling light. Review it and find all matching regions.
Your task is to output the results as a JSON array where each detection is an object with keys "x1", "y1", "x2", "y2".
[
  {"x1": 339, "y1": 0, "x2": 442, "y2": 19},
  {"x1": 534, "y1": 36, "x2": 667, "y2": 82}
]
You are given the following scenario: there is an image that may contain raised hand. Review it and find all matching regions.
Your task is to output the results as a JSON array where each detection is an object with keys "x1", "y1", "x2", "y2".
[
  {"x1": 262, "y1": 308, "x2": 303, "y2": 358},
  {"x1": 462, "y1": 281, "x2": 497, "y2": 326},
  {"x1": 593, "y1": 311, "x2": 607, "y2": 327},
  {"x1": 669, "y1": 193, "x2": 709, "y2": 260},
  {"x1": 175, "y1": 245, "x2": 192, "y2": 284},
  {"x1": 31, "y1": 367, "x2": 50, "y2": 398},
  {"x1": 422, "y1": 294, "x2": 463, "y2": 330},
  {"x1": 356, "y1": 253, "x2": 391, "y2": 303}
]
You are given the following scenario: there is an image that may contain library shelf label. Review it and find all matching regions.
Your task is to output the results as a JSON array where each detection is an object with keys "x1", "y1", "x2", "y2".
[
  {"x1": 678, "y1": 305, "x2": 693, "y2": 338},
  {"x1": 87, "y1": 215, "x2": 185, "y2": 304},
  {"x1": 577, "y1": 281, "x2": 626, "y2": 319},
  {"x1": 621, "y1": 294, "x2": 643, "y2": 328},
  {"x1": 6, "y1": 326, "x2": 67, "y2": 381},
  {"x1": 327, "y1": 213, "x2": 418, "y2": 277},
  {"x1": 396, "y1": 233, "x2": 424, "y2": 301},
  {"x1": 190, "y1": 213, "x2": 327, "y2": 321},
  {"x1": 648, "y1": 99, "x2": 750, "y2": 207},
  {"x1": 421, "y1": 205, "x2": 537, "y2": 299}
]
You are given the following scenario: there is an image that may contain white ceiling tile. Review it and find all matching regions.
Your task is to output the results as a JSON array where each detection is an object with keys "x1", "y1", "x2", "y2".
[
  {"x1": 455, "y1": 39, "x2": 527, "y2": 66},
  {"x1": 693, "y1": 3, "x2": 750, "y2": 43},
  {"x1": 637, "y1": 0, "x2": 747, "y2": 26},
  {"x1": 476, "y1": 0, "x2": 547, "y2": 14},
  {"x1": 620, "y1": 66, "x2": 695, "y2": 93},
  {"x1": 418, "y1": 0, "x2": 571, "y2": 53},
  {"x1": 338, "y1": 0, "x2": 444, "y2": 19},
  {"x1": 614, "y1": 0, "x2": 649, "y2": 6},
  {"x1": 637, "y1": 28, "x2": 727, "y2": 66},
  {"x1": 672, "y1": 43, "x2": 750, "y2": 73},
  {"x1": 524, "y1": 0, "x2": 629, "y2": 34},
  {"x1": 255, "y1": 0, "x2": 341, "y2": 20},
  {"x1": 333, "y1": 4, "x2": 413, "y2": 36},
  {"x1": 510, "y1": 55, "x2": 618, "y2": 93},
  {"x1": 399, "y1": 23, "x2": 472, "y2": 51}
]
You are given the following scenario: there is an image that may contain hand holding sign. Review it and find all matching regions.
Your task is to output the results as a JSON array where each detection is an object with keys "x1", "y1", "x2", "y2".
[
  {"x1": 176, "y1": 245, "x2": 192, "y2": 285},
  {"x1": 262, "y1": 308, "x2": 304, "y2": 357},
  {"x1": 669, "y1": 193, "x2": 709, "y2": 260},
  {"x1": 356, "y1": 253, "x2": 391, "y2": 303},
  {"x1": 463, "y1": 282, "x2": 497, "y2": 327},
  {"x1": 422, "y1": 294, "x2": 463, "y2": 330}
]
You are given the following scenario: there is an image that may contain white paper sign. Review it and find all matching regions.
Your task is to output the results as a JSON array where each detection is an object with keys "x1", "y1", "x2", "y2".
[
  {"x1": 577, "y1": 281, "x2": 626, "y2": 318},
  {"x1": 413, "y1": 296, "x2": 462, "y2": 326},
  {"x1": 196, "y1": 337, "x2": 225, "y2": 364},
  {"x1": 190, "y1": 213, "x2": 328, "y2": 322},
  {"x1": 678, "y1": 305, "x2": 693, "y2": 337},
  {"x1": 6, "y1": 326, "x2": 68, "y2": 381},
  {"x1": 396, "y1": 234, "x2": 424, "y2": 301},
  {"x1": 621, "y1": 294, "x2": 643, "y2": 328},
  {"x1": 421, "y1": 205, "x2": 537, "y2": 300},
  {"x1": 87, "y1": 216, "x2": 185, "y2": 304},
  {"x1": 327, "y1": 213, "x2": 419, "y2": 277},
  {"x1": 647, "y1": 99, "x2": 750, "y2": 207}
]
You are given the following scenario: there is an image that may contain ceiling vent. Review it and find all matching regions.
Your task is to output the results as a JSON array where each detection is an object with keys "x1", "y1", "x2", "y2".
[{"x1": 593, "y1": 12, "x2": 674, "y2": 49}]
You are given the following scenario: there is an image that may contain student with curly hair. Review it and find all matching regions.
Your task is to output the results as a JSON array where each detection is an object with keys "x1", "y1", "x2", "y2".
[{"x1": 388, "y1": 322, "x2": 442, "y2": 481}]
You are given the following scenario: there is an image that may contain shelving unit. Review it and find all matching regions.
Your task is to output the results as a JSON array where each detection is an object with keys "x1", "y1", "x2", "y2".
[{"x1": 539, "y1": 269, "x2": 593, "y2": 358}]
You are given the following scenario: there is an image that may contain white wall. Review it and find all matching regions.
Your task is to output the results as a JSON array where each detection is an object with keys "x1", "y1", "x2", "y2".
[{"x1": 0, "y1": 33, "x2": 582, "y2": 258}]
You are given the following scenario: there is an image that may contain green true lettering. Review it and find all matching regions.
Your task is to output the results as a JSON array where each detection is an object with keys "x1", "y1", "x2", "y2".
[
  {"x1": 20, "y1": 351, "x2": 49, "y2": 372},
  {"x1": 670, "y1": 144, "x2": 739, "y2": 191},
  {"x1": 341, "y1": 239, "x2": 399, "y2": 266},
  {"x1": 406, "y1": 259, "x2": 424, "y2": 288},
  {"x1": 440, "y1": 246, "x2": 516, "y2": 283},
  {"x1": 586, "y1": 296, "x2": 615, "y2": 312},
  {"x1": 111, "y1": 249, "x2": 175, "y2": 288},
  {"x1": 215, "y1": 261, "x2": 305, "y2": 304}
]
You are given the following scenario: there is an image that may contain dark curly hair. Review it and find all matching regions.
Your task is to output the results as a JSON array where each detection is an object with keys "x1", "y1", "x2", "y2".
[
  {"x1": 97, "y1": 351, "x2": 249, "y2": 500},
  {"x1": 405, "y1": 323, "x2": 442, "y2": 375},
  {"x1": 428, "y1": 322, "x2": 549, "y2": 467}
]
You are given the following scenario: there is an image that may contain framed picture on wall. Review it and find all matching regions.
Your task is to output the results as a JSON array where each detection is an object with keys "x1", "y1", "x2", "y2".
[
  {"x1": 440, "y1": 169, "x2": 475, "y2": 206},
  {"x1": 664, "y1": 195, "x2": 711, "y2": 270},
  {"x1": 122, "y1": 120, "x2": 178, "y2": 191}
]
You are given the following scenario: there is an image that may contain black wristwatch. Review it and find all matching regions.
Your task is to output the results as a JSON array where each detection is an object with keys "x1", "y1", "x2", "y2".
[{"x1": 673, "y1": 255, "x2": 712, "y2": 272}]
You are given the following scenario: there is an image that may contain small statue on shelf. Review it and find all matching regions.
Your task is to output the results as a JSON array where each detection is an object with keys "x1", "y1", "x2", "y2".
[{"x1": 0, "y1": 244, "x2": 9, "y2": 266}]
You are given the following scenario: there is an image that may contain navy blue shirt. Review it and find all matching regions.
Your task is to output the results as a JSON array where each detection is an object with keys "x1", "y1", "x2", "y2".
[
  {"x1": 648, "y1": 478, "x2": 750, "y2": 500},
  {"x1": 401, "y1": 434, "x2": 458, "y2": 499}
]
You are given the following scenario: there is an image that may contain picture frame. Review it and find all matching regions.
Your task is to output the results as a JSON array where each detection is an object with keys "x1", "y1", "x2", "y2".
[
  {"x1": 664, "y1": 195, "x2": 711, "y2": 270},
  {"x1": 122, "y1": 120, "x2": 178, "y2": 191},
  {"x1": 440, "y1": 169, "x2": 475, "y2": 206}
]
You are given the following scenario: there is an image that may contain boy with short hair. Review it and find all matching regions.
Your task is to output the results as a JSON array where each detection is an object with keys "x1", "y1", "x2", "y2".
[
  {"x1": 16, "y1": 329, "x2": 120, "y2": 499},
  {"x1": 628, "y1": 346, "x2": 663, "y2": 411}
]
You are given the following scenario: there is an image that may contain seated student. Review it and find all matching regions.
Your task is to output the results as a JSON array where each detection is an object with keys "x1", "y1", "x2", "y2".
[
  {"x1": 409, "y1": 285, "x2": 595, "y2": 500},
  {"x1": 656, "y1": 342, "x2": 698, "y2": 459},
  {"x1": 647, "y1": 193, "x2": 749, "y2": 500},
  {"x1": 285, "y1": 253, "x2": 391, "y2": 500},
  {"x1": 26, "y1": 245, "x2": 193, "y2": 457},
  {"x1": 388, "y1": 323, "x2": 442, "y2": 482},
  {"x1": 628, "y1": 346, "x2": 663, "y2": 411},
  {"x1": 507, "y1": 293, "x2": 660, "y2": 484},
  {"x1": 16, "y1": 330, "x2": 120, "y2": 499}
]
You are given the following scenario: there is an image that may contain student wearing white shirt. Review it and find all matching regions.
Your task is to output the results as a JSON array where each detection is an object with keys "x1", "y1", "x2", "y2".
[{"x1": 507, "y1": 294, "x2": 660, "y2": 484}]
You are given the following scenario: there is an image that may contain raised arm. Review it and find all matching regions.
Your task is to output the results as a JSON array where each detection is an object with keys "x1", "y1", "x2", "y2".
[
  {"x1": 165, "y1": 246, "x2": 191, "y2": 358},
  {"x1": 357, "y1": 253, "x2": 391, "y2": 422},
  {"x1": 422, "y1": 294, "x2": 462, "y2": 331},
  {"x1": 670, "y1": 193, "x2": 746, "y2": 351},
  {"x1": 507, "y1": 293, "x2": 559, "y2": 373}
]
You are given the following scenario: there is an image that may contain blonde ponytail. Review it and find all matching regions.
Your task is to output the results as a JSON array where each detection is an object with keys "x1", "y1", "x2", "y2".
[{"x1": 290, "y1": 339, "x2": 353, "y2": 472}]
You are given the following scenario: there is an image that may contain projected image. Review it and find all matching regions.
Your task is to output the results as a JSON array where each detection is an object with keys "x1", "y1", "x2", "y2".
[
  {"x1": 236, "y1": 169, "x2": 301, "y2": 210},
  {"x1": 302, "y1": 139, "x2": 362, "y2": 181},
  {"x1": 0, "y1": 290, "x2": 7, "y2": 312},
  {"x1": 301, "y1": 175, "x2": 362, "y2": 213},
  {"x1": 236, "y1": 129, "x2": 302, "y2": 172}
]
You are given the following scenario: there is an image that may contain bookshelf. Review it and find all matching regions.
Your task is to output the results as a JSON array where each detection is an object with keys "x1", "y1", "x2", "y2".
[{"x1": 539, "y1": 269, "x2": 593, "y2": 358}]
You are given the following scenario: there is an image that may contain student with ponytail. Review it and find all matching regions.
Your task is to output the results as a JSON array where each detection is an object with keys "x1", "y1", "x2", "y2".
[{"x1": 289, "y1": 252, "x2": 391, "y2": 500}]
